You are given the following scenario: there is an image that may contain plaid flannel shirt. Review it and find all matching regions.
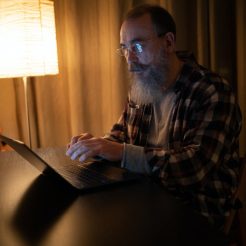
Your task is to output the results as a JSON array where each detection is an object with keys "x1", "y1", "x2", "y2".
[{"x1": 106, "y1": 52, "x2": 242, "y2": 225}]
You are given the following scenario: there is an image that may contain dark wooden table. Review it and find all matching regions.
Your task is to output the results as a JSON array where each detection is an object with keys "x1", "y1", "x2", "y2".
[{"x1": 0, "y1": 147, "x2": 227, "y2": 246}]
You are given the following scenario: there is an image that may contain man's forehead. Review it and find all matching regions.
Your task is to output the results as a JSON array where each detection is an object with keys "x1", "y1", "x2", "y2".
[{"x1": 120, "y1": 14, "x2": 156, "y2": 43}]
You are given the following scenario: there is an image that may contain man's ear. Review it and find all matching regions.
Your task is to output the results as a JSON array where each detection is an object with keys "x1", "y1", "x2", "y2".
[{"x1": 162, "y1": 32, "x2": 175, "y2": 53}]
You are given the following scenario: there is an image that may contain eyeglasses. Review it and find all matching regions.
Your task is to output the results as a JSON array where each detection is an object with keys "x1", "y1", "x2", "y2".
[
  {"x1": 117, "y1": 42, "x2": 144, "y2": 57},
  {"x1": 116, "y1": 34, "x2": 165, "y2": 57}
]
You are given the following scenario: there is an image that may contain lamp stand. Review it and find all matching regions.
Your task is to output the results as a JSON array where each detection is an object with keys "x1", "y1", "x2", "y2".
[{"x1": 23, "y1": 76, "x2": 32, "y2": 148}]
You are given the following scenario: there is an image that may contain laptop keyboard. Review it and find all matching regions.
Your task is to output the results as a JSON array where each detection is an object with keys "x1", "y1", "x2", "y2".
[{"x1": 56, "y1": 162, "x2": 113, "y2": 187}]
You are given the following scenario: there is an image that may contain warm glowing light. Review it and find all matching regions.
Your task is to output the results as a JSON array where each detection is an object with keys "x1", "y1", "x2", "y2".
[{"x1": 0, "y1": 0, "x2": 59, "y2": 78}]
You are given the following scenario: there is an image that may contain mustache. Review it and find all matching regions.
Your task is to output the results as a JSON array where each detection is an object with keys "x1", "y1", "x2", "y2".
[{"x1": 129, "y1": 63, "x2": 148, "y2": 72}]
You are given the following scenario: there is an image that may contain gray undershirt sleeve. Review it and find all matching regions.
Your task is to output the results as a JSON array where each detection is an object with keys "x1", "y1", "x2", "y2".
[{"x1": 121, "y1": 143, "x2": 152, "y2": 174}]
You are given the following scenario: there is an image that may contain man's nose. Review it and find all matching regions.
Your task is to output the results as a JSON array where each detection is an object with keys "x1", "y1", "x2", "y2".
[{"x1": 125, "y1": 49, "x2": 138, "y2": 64}]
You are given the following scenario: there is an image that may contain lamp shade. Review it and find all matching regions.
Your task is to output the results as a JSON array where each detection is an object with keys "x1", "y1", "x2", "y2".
[{"x1": 0, "y1": 0, "x2": 59, "y2": 78}]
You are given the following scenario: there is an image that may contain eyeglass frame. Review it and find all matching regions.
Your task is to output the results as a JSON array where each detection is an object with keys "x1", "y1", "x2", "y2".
[{"x1": 116, "y1": 33, "x2": 166, "y2": 57}]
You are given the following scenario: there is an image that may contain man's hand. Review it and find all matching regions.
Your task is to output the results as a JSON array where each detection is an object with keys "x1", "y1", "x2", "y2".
[
  {"x1": 66, "y1": 134, "x2": 124, "y2": 162},
  {"x1": 67, "y1": 133, "x2": 94, "y2": 149}
]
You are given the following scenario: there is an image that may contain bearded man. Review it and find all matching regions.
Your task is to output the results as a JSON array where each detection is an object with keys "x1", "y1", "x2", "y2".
[{"x1": 66, "y1": 4, "x2": 242, "y2": 230}]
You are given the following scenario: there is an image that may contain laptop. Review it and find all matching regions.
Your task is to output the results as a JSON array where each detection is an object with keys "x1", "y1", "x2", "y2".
[{"x1": 0, "y1": 134, "x2": 141, "y2": 191}]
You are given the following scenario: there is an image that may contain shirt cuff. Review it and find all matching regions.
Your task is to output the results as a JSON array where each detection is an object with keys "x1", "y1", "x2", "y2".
[{"x1": 121, "y1": 143, "x2": 152, "y2": 174}]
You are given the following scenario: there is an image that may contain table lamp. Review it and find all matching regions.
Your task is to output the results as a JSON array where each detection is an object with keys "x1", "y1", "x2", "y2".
[{"x1": 0, "y1": 0, "x2": 59, "y2": 148}]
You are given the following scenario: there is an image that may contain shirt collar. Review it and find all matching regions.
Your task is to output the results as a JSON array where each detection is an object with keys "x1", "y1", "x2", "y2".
[{"x1": 173, "y1": 51, "x2": 204, "y2": 94}]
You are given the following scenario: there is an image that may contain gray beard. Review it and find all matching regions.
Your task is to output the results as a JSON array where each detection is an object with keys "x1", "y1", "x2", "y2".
[{"x1": 130, "y1": 58, "x2": 168, "y2": 105}]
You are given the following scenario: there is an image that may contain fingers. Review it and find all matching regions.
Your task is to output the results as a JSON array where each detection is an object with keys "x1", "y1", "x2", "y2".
[
  {"x1": 67, "y1": 133, "x2": 93, "y2": 150},
  {"x1": 79, "y1": 149, "x2": 96, "y2": 162},
  {"x1": 66, "y1": 138, "x2": 99, "y2": 161},
  {"x1": 78, "y1": 133, "x2": 93, "y2": 141},
  {"x1": 66, "y1": 136, "x2": 80, "y2": 150},
  {"x1": 66, "y1": 137, "x2": 123, "y2": 162},
  {"x1": 66, "y1": 142, "x2": 83, "y2": 160},
  {"x1": 66, "y1": 141, "x2": 84, "y2": 159}
]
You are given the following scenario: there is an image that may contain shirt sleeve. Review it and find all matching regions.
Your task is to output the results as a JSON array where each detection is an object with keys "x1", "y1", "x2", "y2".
[{"x1": 121, "y1": 143, "x2": 152, "y2": 174}]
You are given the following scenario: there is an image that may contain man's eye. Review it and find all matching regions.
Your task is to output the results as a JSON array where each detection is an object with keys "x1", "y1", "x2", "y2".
[{"x1": 133, "y1": 43, "x2": 143, "y2": 53}]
